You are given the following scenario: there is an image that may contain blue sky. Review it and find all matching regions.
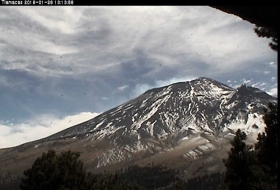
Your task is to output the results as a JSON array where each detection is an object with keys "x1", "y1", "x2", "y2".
[{"x1": 0, "y1": 6, "x2": 277, "y2": 148}]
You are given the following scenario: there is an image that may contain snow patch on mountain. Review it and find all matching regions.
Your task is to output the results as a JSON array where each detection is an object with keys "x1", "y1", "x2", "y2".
[
  {"x1": 43, "y1": 77, "x2": 276, "y2": 168},
  {"x1": 97, "y1": 141, "x2": 153, "y2": 168},
  {"x1": 223, "y1": 112, "x2": 266, "y2": 143}
]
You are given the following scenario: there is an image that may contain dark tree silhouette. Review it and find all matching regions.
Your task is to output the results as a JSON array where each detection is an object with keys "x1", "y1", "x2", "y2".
[
  {"x1": 255, "y1": 102, "x2": 278, "y2": 183},
  {"x1": 19, "y1": 150, "x2": 141, "y2": 190},
  {"x1": 20, "y1": 150, "x2": 86, "y2": 190},
  {"x1": 223, "y1": 129, "x2": 250, "y2": 190},
  {"x1": 254, "y1": 26, "x2": 278, "y2": 51}
]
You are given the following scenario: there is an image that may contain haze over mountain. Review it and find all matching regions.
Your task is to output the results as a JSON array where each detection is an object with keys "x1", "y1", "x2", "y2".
[{"x1": 0, "y1": 77, "x2": 277, "y2": 189}]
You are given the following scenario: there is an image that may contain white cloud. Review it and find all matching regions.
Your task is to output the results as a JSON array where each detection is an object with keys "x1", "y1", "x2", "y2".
[
  {"x1": 267, "y1": 87, "x2": 278, "y2": 97},
  {"x1": 0, "y1": 112, "x2": 99, "y2": 148},
  {"x1": 268, "y1": 61, "x2": 277, "y2": 69},
  {"x1": 271, "y1": 77, "x2": 276, "y2": 81},
  {"x1": 0, "y1": 18, "x2": 77, "y2": 56},
  {"x1": 1, "y1": 6, "x2": 276, "y2": 78},
  {"x1": 0, "y1": 7, "x2": 81, "y2": 79},
  {"x1": 264, "y1": 71, "x2": 270, "y2": 75},
  {"x1": 130, "y1": 76, "x2": 197, "y2": 98},
  {"x1": 118, "y1": 85, "x2": 129, "y2": 91},
  {"x1": 154, "y1": 76, "x2": 197, "y2": 87},
  {"x1": 131, "y1": 83, "x2": 152, "y2": 98},
  {"x1": 13, "y1": 7, "x2": 82, "y2": 34},
  {"x1": 251, "y1": 82, "x2": 267, "y2": 88},
  {"x1": 227, "y1": 80, "x2": 231, "y2": 83},
  {"x1": 241, "y1": 78, "x2": 252, "y2": 85}
]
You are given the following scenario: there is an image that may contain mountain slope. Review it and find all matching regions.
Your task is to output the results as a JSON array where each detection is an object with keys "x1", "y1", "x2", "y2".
[
  {"x1": 47, "y1": 77, "x2": 275, "y2": 142},
  {"x1": 32, "y1": 77, "x2": 276, "y2": 169},
  {"x1": 0, "y1": 77, "x2": 277, "y2": 183}
]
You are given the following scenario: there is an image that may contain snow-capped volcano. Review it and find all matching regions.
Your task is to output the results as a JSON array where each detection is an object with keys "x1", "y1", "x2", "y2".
[
  {"x1": 31, "y1": 77, "x2": 274, "y2": 168},
  {"x1": 0, "y1": 77, "x2": 277, "y2": 181},
  {"x1": 47, "y1": 77, "x2": 275, "y2": 142}
]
